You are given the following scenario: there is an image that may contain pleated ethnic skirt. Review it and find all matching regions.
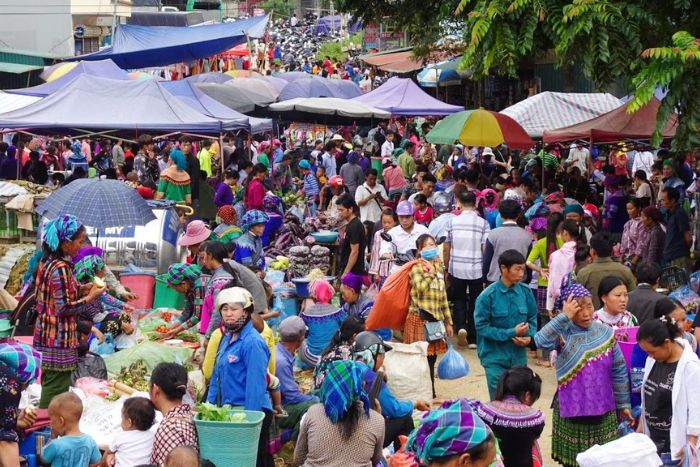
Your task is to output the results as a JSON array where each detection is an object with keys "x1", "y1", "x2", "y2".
[{"x1": 403, "y1": 312, "x2": 447, "y2": 356}]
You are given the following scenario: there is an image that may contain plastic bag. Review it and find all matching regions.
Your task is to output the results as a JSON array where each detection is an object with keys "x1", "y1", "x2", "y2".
[
  {"x1": 382, "y1": 341, "x2": 432, "y2": 403},
  {"x1": 365, "y1": 283, "x2": 379, "y2": 301},
  {"x1": 366, "y1": 260, "x2": 418, "y2": 331},
  {"x1": 437, "y1": 344, "x2": 470, "y2": 380},
  {"x1": 71, "y1": 353, "x2": 108, "y2": 384},
  {"x1": 690, "y1": 270, "x2": 700, "y2": 294},
  {"x1": 73, "y1": 377, "x2": 110, "y2": 398},
  {"x1": 95, "y1": 334, "x2": 115, "y2": 356},
  {"x1": 670, "y1": 285, "x2": 700, "y2": 314},
  {"x1": 101, "y1": 341, "x2": 194, "y2": 375}
]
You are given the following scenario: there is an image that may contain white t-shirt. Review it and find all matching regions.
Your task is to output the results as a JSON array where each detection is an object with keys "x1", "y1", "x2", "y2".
[
  {"x1": 355, "y1": 182, "x2": 387, "y2": 224},
  {"x1": 567, "y1": 148, "x2": 589, "y2": 174},
  {"x1": 381, "y1": 223, "x2": 429, "y2": 257},
  {"x1": 109, "y1": 429, "x2": 155, "y2": 467},
  {"x1": 381, "y1": 140, "x2": 394, "y2": 158}
]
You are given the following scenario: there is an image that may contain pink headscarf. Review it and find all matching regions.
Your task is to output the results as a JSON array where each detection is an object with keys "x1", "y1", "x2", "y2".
[{"x1": 310, "y1": 279, "x2": 335, "y2": 304}]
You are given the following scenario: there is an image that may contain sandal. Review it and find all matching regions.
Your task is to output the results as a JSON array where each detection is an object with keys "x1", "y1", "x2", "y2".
[{"x1": 535, "y1": 360, "x2": 552, "y2": 368}]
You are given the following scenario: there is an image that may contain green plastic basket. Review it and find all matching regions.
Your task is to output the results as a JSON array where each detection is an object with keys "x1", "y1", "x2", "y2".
[
  {"x1": 194, "y1": 410, "x2": 265, "y2": 466},
  {"x1": 153, "y1": 277, "x2": 185, "y2": 310}
]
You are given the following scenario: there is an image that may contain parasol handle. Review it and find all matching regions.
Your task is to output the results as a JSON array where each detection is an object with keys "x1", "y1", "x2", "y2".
[{"x1": 175, "y1": 204, "x2": 194, "y2": 216}]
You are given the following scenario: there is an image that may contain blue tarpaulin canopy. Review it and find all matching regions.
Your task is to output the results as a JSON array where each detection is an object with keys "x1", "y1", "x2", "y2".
[
  {"x1": 6, "y1": 59, "x2": 129, "y2": 97},
  {"x1": 161, "y1": 80, "x2": 272, "y2": 134},
  {"x1": 314, "y1": 15, "x2": 360, "y2": 36},
  {"x1": 0, "y1": 75, "x2": 236, "y2": 134},
  {"x1": 69, "y1": 16, "x2": 269, "y2": 70}
]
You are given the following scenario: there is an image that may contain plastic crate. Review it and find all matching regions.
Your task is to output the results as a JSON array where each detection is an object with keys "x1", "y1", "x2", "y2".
[{"x1": 195, "y1": 410, "x2": 265, "y2": 466}]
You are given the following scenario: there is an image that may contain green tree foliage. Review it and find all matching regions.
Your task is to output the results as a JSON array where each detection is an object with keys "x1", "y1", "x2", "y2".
[
  {"x1": 629, "y1": 32, "x2": 700, "y2": 151},
  {"x1": 259, "y1": 0, "x2": 293, "y2": 19},
  {"x1": 316, "y1": 33, "x2": 364, "y2": 62}
]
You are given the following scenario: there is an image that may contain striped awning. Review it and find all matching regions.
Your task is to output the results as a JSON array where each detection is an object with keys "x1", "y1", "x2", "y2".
[{"x1": 500, "y1": 91, "x2": 623, "y2": 138}]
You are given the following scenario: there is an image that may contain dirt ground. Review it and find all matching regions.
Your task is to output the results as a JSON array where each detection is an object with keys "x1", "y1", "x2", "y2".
[{"x1": 435, "y1": 345, "x2": 558, "y2": 464}]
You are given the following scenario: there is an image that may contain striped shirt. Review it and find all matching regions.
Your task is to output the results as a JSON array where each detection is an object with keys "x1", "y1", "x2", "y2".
[
  {"x1": 446, "y1": 210, "x2": 490, "y2": 280},
  {"x1": 538, "y1": 151, "x2": 559, "y2": 170},
  {"x1": 303, "y1": 172, "x2": 320, "y2": 199}
]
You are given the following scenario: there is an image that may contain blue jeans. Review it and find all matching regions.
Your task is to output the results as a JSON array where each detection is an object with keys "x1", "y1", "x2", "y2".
[{"x1": 306, "y1": 199, "x2": 317, "y2": 217}]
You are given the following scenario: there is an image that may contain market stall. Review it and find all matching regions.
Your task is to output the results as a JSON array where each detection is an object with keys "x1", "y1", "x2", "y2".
[{"x1": 352, "y1": 76, "x2": 463, "y2": 116}]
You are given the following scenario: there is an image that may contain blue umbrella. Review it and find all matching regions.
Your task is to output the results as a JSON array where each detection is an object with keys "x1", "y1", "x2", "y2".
[{"x1": 35, "y1": 178, "x2": 156, "y2": 228}]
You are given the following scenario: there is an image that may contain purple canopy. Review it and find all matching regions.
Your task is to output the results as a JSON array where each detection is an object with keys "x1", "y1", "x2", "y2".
[
  {"x1": 326, "y1": 79, "x2": 362, "y2": 99},
  {"x1": 6, "y1": 59, "x2": 129, "y2": 97},
  {"x1": 352, "y1": 77, "x2": 463, "y2": 116}
]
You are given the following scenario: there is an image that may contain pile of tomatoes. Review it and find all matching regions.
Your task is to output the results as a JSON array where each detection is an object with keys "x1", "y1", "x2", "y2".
[
  {"x1": 161, "y1": 312, "x2": 173, "y2": 322},
  {"x1": 155, "y1": 324, "x2": 169, "y2": 334}
]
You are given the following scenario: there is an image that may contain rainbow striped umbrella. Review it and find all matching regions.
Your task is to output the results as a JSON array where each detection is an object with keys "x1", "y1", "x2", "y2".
[{"x1": 426, "y1": 108, "x2": 534, "y2": 150}]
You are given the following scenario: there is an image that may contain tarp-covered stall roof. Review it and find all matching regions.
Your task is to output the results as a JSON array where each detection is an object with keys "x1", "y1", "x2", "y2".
[
  {"x1": 0, "y1": 75, "x2": 235, "y2": 134},
  {"x1": 542, "y1": 97, "x2": 677, "y2": 144},
  {"x1": 69, "y1": 15, "x2": 269, "y2": 69},
  {"x1": 267, "y1": 97, "x2": 390, "y2": 124},
  {"x1": 161, "y1": 80, "x2": 273, "y2": 134},
  {"x1": 6, "y1": 59, "x2": 129, "y2": 97},
  {"x1": 352, "y1": 77, "x2": 462, "y2": 116},
  {"x1": 500, "y1": 91, "x2": 624, "y2": 138}
]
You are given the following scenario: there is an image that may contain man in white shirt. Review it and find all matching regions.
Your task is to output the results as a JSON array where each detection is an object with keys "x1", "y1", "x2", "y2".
[
  {"x1": 380, "y1": 200, "x2": 428, "y2": 273},
  {"x1": 443, "y1": 190, "x2": 490, "y2": 348},
  {"x1": 632, "y1": 145, "x2": 655, "y2": 178},
  {"x1": 355, "y1": 169, "x2": 387, "y2": 223},
  {"x1": 565, "y1": 143, "x2": 590, "y2": 175},
  {"x1": 380, "y1": 131, "x2": 395, "y2": 159}
]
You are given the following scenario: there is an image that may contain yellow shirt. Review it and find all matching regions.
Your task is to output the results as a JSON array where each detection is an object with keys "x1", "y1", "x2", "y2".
[{"x1": 203, "y1": 321, "x2": 276, "y2": 381}]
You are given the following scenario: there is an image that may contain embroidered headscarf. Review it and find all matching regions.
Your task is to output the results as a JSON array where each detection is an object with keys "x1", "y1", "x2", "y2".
[
  {"x1": 554, "y1": 277, "x2": 592, "y2": 311},
  {"x1": 407, "y1": 398, "x2": 492, "y2": 464},
  {"x1": 42, "y1": 215, "x2": 82, "y2": 253},
  {"x1": 217, "y1": 205, "x2": 237, "y2": 225},
  {"x1": 320, "y1": 360, "x2": 370, "y2": 424},
  {"x1": 0, "y1": 340, "x2": 42, "y2": 384},
  {"x1": 160, "y1": 262, "x2": 202, "y2": 286},
  {"x1": 241, "y1": 210, "x2": 269, "y2": 232},
  {"x1": 73, "y1": 255, "x2": 104, "y2": 282}
]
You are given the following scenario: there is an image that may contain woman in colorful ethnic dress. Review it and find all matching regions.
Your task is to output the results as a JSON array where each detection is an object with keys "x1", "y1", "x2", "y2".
[
  {"x1": 403, "y1": 234, "x2": 454, "y2": 398},
  {"x1": 593, "y1": 275, "x2": 638, "y2": 330},
  {"x1": 299, "y1": 279, "x2": 346, "y2": 368},
  {"x1": 155, "y1": 149, "x2": 191, "y2": 205},
  {"x1": 534, "y1": 281, "x2": 632, "y2": 466},
  {"x1": 476, "y1": 366, "x2": 545, "y2": 467},
  {"x1": 34, "y1": 215, "x2": 106, "y2": 408},
  {"x1": 158, "y1": 262, "x2": 203, "y2": 340}
]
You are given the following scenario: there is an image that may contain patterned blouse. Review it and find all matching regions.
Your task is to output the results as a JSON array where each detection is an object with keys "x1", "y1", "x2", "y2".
[
  {"x1": 150, "y1": 404, "x2": 198, "y2": 466},
  {"x1": 620, "y1": 216, "x2": 643, "y2": 258},
  {"x1": 408, "y1": 262, "x2": 452, "y2": 324},
  {"x1": 33, "y1": 258, "x2": 81, "y2": 370},
  {"x1": 593, "y1": 308, "x2": 639, "y2": 330}
]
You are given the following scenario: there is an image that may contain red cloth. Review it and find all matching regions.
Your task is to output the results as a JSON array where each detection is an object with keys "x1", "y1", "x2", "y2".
[
  {"x1": 246, "y1": 178, "x2": 265, "y2": 210},
  {"x1": 414, "y1": 206, "x2": 434, "y2": 225},
  {"x1": 137, "y1": 186, "x2": 155, "y2": 199}
]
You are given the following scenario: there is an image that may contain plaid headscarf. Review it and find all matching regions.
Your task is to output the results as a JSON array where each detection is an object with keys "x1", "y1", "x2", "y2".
[
  {"x1": 74, "y1": 255, "x2": 104, "y2": 282},
  {"x1": 42, "y1": 215, "x2": 82, "y2": 253},
  {"x1": 0, "y1": 340, "x2": 42, "y2": 384},
  {"x1": 241, "y1": 210, "x2": 269, "y2": 232},
  {"x1": 407, "y1": 398, "x2": 492, "y2": 464},
  {"x1": 217, "y1": 205, "x2": 237, "y2": 225},
  {"x1": 320, "y1": 360, "x2": 370, "y2": 423},
  {"x1": 161, "y1": 263, "x2": 202, "y2": 286},
  {"x1": 545, "y1": 191, "x2": 565, "y2": 205}
]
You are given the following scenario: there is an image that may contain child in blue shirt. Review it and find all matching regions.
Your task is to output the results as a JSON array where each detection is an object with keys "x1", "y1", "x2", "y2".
[{"x1": 40, "y1": 392, "x2": 101, "y2": 467}]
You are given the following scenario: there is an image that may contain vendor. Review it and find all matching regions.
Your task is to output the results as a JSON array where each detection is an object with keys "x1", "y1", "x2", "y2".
[
  {"x1": 74, "y1": 246, "x2": 138, "y2": 302},
  {"x1": 340, "y1": 272, "x2": 393, "y2": 341},
  {"x1": 149, "y1": 362, "x2": 198, "y2": 466},
  {"x1": 245, "y1": 163, "x2": 268, "y2": 211},
  {"x1": 73, "y1": 254, "x2": 135, "y2": 341},
  {"x1": 34, "y1": 215, "x2": 105, "y2": 408},
  {"x1": 351, "y1": 331, "x2": 431, "y2": 449},
  {"x1": 213, "y1": 205, "x2": 242, "y2": 244},
  {"x1": 234, "y1": 210, "x2": 268, "y2": 270},
  {"x1": 319, "y1": 175, "x2": 346, "y2": 215},
  {"x1": 207, "y1": 287, "x2": 273, "y2": 467},
  {"x1": 299, "y1": 279, "x2": 346, "y2": 368},
  {"x1": 155, "y1": 149, "x2": 192, "y2": 205},
  {"x1": 177, "y1": 220, "x2": 213, "y2": 265},
  {"x1": 158, "y1": 262, "x2": 203, "y2": 339},
  {"x1": 0, "y1": 340, "x2": 41, "y2": 466}
]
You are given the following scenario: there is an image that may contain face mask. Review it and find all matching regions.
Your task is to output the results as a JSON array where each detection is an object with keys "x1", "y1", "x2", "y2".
[
  {"x1": 223, "y1": 315, "x2": 248, "y2": 334},
  {"x1": 421, "y1": 247, "x2": 438, "y2": 261}
]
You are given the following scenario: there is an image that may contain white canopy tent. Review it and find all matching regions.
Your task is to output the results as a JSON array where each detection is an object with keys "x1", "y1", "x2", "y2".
[
  {"x1": 0, "y1": 92, "x2": 42, "y2": 114},
  {"x1": 500, "y1": 91, "x2": 623, "y2": 138},
  {"x1": 268, "y1": 98, "x2": 391, "y2": 119}
]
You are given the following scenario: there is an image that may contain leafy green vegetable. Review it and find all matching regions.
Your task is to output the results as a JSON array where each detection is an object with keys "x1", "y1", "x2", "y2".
[{"x1": 196, "y1": 403, "x2": 248, "y2": 422}]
